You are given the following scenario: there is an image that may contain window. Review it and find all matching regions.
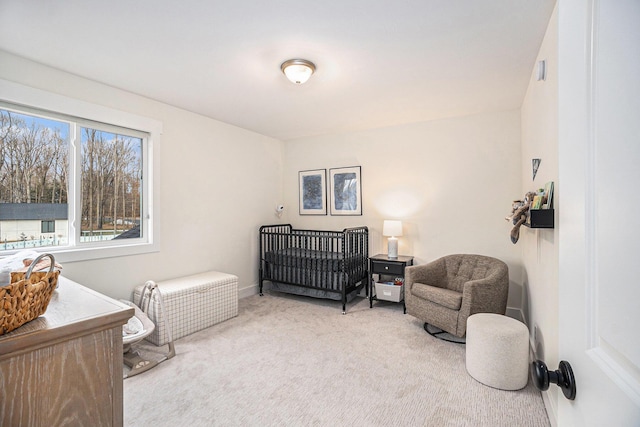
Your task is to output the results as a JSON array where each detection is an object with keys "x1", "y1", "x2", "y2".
[
  {"x1": 0, "y1": 79, "x2": 161, "y2": 261},
  {"x1": 79, "y1": 126, "x2": 143, "y2": 243},
  {"x1": 41, "y1": 220, "x2": 55, "y2": 233}
]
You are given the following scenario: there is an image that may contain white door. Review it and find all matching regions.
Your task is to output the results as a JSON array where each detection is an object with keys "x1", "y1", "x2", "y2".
[{"x1": 558, "y1": 0, "x2": 640, "y2": 425}]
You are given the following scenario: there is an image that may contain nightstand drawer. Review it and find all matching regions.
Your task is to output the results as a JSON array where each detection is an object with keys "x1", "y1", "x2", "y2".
[{"x1": 371, "y1": 260, "x2": 404, "y2": 275}]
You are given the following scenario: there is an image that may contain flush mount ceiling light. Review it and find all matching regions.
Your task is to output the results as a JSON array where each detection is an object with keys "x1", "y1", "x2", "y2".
[{"x1": 281, "y1": 59, "x2": 316, "y2": 85}]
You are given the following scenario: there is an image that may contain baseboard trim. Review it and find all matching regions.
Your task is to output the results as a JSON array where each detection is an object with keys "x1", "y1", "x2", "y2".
[
  {"x1": 506, "y1": 306, "x2": 523, "y2": 322},
  {"x1": 525, "y1": 314, "x2": 557, "y2": 427},
  {"x1": 239, "y1": 283, "x2": 260, "y2": 299},
  {"x1": 540, "y1": 388, "x2": 557, "y2": 427}
]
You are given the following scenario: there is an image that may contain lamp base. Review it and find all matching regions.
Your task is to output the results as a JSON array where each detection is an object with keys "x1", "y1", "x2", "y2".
[{"x1": 387, "y1": 238, "x2": 398, "y2": 258}]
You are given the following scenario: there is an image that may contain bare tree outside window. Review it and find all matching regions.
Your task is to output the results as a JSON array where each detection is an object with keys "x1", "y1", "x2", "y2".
[
  {"x1": 0, "y1": 110, "x2": 68, "y2": 205},
  {"x1": 0, "y1": 107, "x2": 144, "y2": 251},
  {"x1": 81, "y1": 127, "x2": 142, "y2": 241}
]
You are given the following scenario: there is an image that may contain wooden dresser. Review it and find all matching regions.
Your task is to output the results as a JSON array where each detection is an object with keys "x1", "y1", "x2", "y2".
[{"x1": 0, "y1": 276, "x2": 134, "y2": 426}]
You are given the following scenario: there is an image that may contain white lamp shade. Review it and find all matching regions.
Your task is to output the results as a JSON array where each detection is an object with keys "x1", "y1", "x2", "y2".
[{"x1": 383, "y1": 220, "x2": 403, "y2": 237}]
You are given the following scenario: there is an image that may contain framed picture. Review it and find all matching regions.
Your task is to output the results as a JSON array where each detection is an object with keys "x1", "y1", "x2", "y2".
[
  {"x1": 329, "y1": 166, "x2": 362, "y2": 216},
  {"x1": 299, "y1": 169, "x2": 327, "y2": 215}
]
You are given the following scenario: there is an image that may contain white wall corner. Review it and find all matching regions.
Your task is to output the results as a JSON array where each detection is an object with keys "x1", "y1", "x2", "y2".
[{"x1": 239, "y1": 283, "x2": 260, "y2": 299}]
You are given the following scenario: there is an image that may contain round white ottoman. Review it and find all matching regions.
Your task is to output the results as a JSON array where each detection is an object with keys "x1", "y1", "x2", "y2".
[{"x1": 466, "y1": 313, "x2": 529, "y2": 390}]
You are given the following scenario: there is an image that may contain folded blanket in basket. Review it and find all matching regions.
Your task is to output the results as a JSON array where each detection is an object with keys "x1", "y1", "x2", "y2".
[{"x1": 0, "y1": 250, "x2": 63, "y2": 272}]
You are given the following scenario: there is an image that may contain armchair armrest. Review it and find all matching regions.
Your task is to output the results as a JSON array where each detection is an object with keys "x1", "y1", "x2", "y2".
[{"x1": 459, "y1": 267, "x2": 509, "y2": 319}]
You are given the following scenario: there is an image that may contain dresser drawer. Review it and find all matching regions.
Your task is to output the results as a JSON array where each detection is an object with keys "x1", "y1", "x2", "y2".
[{"x1": 371, "y1": 260, "x2": 405, "y2": 275}]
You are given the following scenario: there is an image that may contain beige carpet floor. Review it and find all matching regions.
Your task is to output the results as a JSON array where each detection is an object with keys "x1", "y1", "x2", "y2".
[{"x1": 123, "y1": 292, "x2": 550, "y2": 427}]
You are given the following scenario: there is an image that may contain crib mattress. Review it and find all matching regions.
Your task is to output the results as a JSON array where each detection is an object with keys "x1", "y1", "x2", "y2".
[
  {"x1": 264, "y1": 248, "x2": 364, "y2": 272},
  {"x1": 266, "y1": 265, "x2": 345, "y2": 291},
  {"x1": 133, "y1": 271, "x2": 238, "y2": 346}
]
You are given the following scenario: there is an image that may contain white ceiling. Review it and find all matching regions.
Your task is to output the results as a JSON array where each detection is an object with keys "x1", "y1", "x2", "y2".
[{"x1": 0, "y1": 0, "x2": 555, "y2": 141}]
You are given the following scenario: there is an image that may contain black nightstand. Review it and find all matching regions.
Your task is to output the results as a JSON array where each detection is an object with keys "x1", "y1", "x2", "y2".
[{"x1": 369, "y1": 254, "x2": 414, "y2": 312}]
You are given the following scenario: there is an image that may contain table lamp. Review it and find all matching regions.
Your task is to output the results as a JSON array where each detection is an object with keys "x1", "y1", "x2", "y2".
[{"x1": 383, "y1": 220, "x2": 402, "y2": 258}]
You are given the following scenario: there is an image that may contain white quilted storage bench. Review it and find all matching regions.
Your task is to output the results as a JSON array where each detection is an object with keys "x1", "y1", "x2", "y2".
[{"x1": 134, "y1": 271, "x2": 238, "y2": 346}]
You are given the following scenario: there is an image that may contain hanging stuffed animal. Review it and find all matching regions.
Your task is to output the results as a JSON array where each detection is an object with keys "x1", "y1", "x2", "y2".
[{"x1": 506, "y1": 191, "x2": 536, "y2": 244}]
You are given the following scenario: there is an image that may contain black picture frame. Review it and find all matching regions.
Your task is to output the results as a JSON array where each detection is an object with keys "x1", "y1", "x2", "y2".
[
  {"x1": 299, "y1": 169, "x2": 327, "y2": 215},
  {"x1": 329, "y1": 166, "x2": 362, "y2": 216}
]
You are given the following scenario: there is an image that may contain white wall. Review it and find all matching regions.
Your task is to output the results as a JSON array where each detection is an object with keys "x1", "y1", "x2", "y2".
[
  {"x1": 0, "y1": 51, "x2": 284, "y2": 300},
  {"x1": 520, "y1": 5, "x2": 559, "y2": 422},
  {"x1": 282, "y1": 110, "x2": 524, "y2": 311}
]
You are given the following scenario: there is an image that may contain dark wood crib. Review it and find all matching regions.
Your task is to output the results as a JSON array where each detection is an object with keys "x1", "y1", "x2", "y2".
[{"x1": 259, "y1": 224, "x2": 369, "y2": 313}]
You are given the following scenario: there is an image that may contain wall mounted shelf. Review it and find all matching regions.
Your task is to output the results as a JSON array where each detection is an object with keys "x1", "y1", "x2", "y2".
[{"x1": 525, "y1": 209, "x2": 554, "y2": 228}]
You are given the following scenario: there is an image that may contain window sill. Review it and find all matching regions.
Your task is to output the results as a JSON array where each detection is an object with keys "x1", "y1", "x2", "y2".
[{"x1": 14, "y1": 241, "x2": 161, "y2": 264}]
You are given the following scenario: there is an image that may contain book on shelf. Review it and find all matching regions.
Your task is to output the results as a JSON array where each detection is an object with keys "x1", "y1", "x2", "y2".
[
  {"x1": 532, "y1": 195, "x2": 543, "y2": 210},
  {"x1": 542, "y1": 181, "x2": 554, "y2": 209}
]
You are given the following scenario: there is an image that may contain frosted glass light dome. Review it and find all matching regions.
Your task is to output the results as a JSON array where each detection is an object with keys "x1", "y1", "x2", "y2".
[{"x1": 281, "y1": 59, "x2": 315, "y2": 84}]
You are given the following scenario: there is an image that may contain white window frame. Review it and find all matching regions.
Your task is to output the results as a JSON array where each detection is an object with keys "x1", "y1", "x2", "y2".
[{"x1": 0, "y1": 79, "x2": 161, "y2": 263}]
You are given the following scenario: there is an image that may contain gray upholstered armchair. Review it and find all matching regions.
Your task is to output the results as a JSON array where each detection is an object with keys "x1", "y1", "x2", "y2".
[{"x1": 404, "y1": 254, "x2": 509, "y2": 338}]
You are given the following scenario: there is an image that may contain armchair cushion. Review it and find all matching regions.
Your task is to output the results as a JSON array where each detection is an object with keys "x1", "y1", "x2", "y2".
[{"x1": 411, "y1": 283, "x2": 462, "y2": 310}]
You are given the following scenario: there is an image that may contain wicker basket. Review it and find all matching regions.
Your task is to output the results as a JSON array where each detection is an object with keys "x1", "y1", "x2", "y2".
[{"x1": 0, "y1": 253, "x2": 60, "y2": 335}]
